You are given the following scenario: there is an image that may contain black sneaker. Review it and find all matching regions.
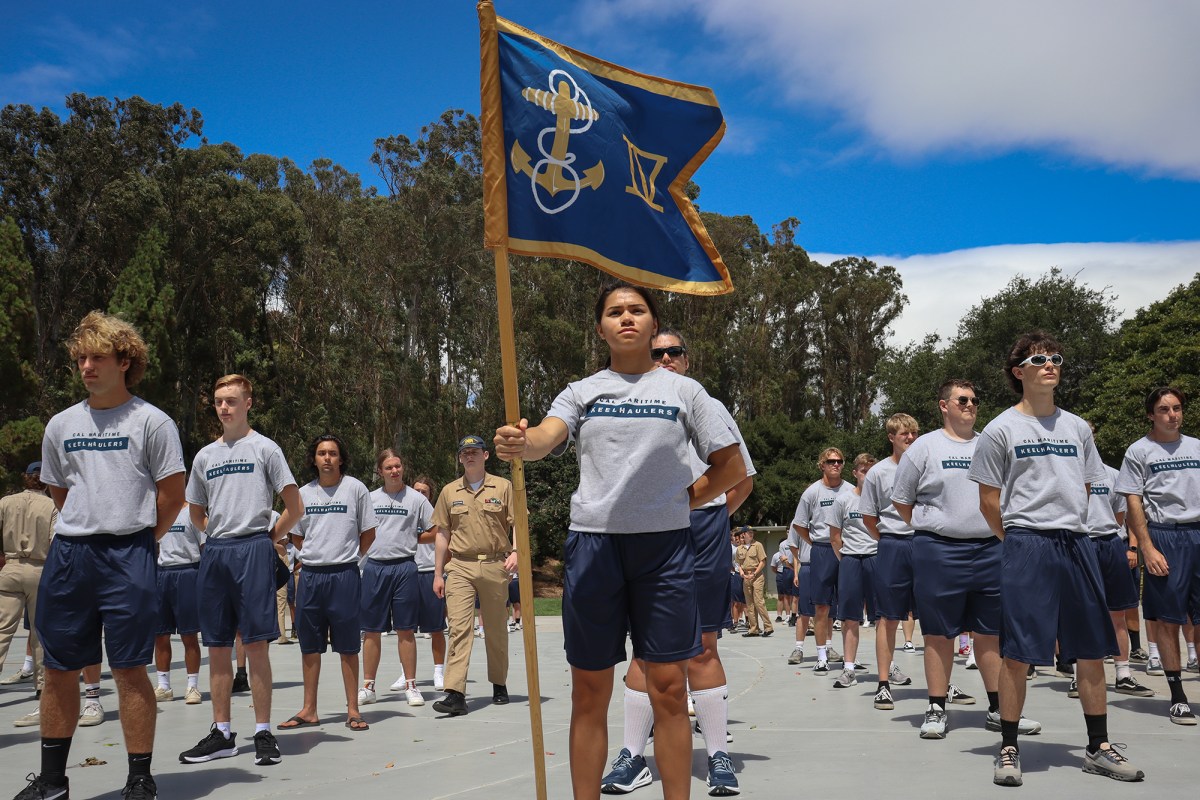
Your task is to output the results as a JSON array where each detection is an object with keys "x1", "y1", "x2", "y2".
[
  {"x1": 253, "y1": 730, "x2": 282, "y2": 765},
  {"x1": 1056, "y1": 660, "x2": 1075, "y2": 677},
  {"x1": 179, "y1": 725, "x2": 239, "y2": 763},
  {"x1": 231, "y1": 672, "x2": 250, "y2": 693},
  {"x1": 492, "y1": 684, "x2": 509, "y2": 705},
  {"x1": 121, "y1": 775, "x2": 156, "y2": 800},
  {"x1": 433, "y1": 690, "x2": 468, "y2": 716},
  {"x1": 14, "y1": 774, "x2": 68, "y2": 800}
]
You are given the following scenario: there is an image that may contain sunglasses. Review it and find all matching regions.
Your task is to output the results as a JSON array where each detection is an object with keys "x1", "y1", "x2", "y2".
[
  {"x1": 823, "y1": 459, "x2": 844, "y2": 466},
  {"x1": 1019, "y1": 353, "x2": 1064, "y2": 368},
  {"x1": 651, "y1": 346, "x2": 687, "y2": 360},
  {"x1": 953, "y1": 396, "x2": 981, "y2": 407}
]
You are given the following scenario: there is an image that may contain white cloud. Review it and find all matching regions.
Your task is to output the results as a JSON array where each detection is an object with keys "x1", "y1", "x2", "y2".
[
  {"x1": 808, "y1": 242, "x2": 1200, "y2": 346},
  {"x1": 585, "y1": 0, "x2": 1200, "y2": 178}
]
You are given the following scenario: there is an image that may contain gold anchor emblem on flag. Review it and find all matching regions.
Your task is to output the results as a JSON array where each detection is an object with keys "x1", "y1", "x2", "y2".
[{"x1": 511, "y1": 69, "x2": 605, "y2": 215}]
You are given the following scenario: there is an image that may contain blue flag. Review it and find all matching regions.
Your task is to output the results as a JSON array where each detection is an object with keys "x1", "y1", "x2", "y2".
[{"x1": 480, "y1": 6, "x2": 732, "y2": 295}]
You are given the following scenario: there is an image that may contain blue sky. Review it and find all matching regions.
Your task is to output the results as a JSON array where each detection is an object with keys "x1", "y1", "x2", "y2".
[{"x1": 3, "y1": 0, "x2": 1197, "y2": 343}]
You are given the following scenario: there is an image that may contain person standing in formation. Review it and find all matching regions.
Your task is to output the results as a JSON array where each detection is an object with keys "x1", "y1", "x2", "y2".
[{"x1": 0, "y1": 462, "x2": 55, "y2": 702}]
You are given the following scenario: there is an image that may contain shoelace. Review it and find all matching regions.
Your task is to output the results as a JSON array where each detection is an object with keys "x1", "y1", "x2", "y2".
[
  {"x1": 712, "y1": 754, "x2": 735, "y2": 774},
  {"x1": 997, "y1": 748, "x2": 1019, "y2": 767},
  {"x1": 1170, "y1": 702, "x2": 1192, "y2": 715},
  {"x1": 612, "y1": 752, "x2": 635, "y2": 771},
  {"x1": 1098, "y1": 743, "x2": 1130, "y2": 763},
  {"x1": 122, "y1": 776, "x2": 155, "y2": 800}
]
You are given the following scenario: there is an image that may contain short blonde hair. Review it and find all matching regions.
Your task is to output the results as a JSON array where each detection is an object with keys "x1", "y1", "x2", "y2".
[
  {"x1": 817, "y1": 447, "x2": 844, "y2": 466},
  {"x1": 885, "y1": 413, "x2": 918, "y2": 436},
  {"x1": 67, "y1": 311, "x2": 149, "y2": 387},
  {"x1": 853, "y1": 453, "x2": 877, "y2": 472},
  {"x1": 214, "y1": 374, "x2": 253, "y2": 398}
]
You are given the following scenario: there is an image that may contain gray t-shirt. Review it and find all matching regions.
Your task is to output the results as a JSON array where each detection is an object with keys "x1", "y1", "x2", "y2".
[
  {"x1": 831, "y1": 491, "x2": 877, "y2": 556},
  {"x1": 158, "y1": 505, "x2": 205, "y2": 567},
  {"x1": 368, "y1": 486, "x2": 434, "y2": 560},
  {"x1": 690, "y1": 397, "x2": 757, "y2": 510},
  {"x1": 1115, "y1": 434, "x2": 1200, "y2": 525},
  {"x1": 1087, "y1": 464, "x2": 1127, "y2": 539},
  {"x1": 790, "y1": 479, "x2": 855, "y2": 544},
  {"x1": 187, "y1": 431, "x2": 296, "y2": 538},
  {"x1": 415, "y1": 542, "x2": 436, "y2": 572},
  {"x1": 969, "y1": 407, "x2": 1107, "y2": 533},
  {"x1": 546, "y1": 368, "x2": 738, "y2": 534},
  {"x1": 892, "y1": 430, "x2": 993, "y2": 539},
  {"x1": 859, "y1": 457, "x2": 913, "y2": 537},
  {"x1": 294, "y1": 476, "x2": 378, "y2": 566},
  {"x1": 40, "y1": 397, "x2": 185, "y2": 537}
]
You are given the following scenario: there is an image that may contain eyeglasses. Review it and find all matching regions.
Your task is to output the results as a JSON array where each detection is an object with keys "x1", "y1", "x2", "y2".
[
  {"x1": 953, "y1": 396, "x2": 981, "y2": 407},
  {"x1": 823, "y1": 459, "x2": 844, "y2": 466},
  {"x1": 1019, "y1": 353, "x2": 1064, "y2": 368},
  {"x1": 651, "y1": 346, "x2": 686, "y2": 360}
]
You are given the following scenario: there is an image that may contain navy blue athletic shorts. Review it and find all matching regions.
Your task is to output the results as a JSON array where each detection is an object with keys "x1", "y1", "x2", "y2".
[
  {"x1": 913, "y1": 532, "x2": 1000, "y2": 638},
  {"x1": 156, "y1": 563, "x2": 201, "y2": 636},
  {"x1": 874, "y1": 534, "x2": 915, "y2": 621},
  {"x1": 416, "y1": 571, "x2": 446, "y2": 633},
  {"x1": 360, "y1": 557, "x2": 419, "y2": 632},
  {"x1": 776, "y1": 566, "x2": 796, "y2": 598},
  {"x1": 562, "y1": 528, "x2": 701, "y2": 670},
  {"x1": 729, "y1": 571, "x2": 746, "y2": 604},
  {"x1": 1090, "y1": 534, "x2": 1139, "y2": 612},
  {"x1": 836, "y1": 554, "x2": 877, "y2": 622},
  {"x1": 1000, "y1": 528, "x2": 1117, "y2": 664},
  {"x1": 285, "y1": 571, "x2": 295, "y2": 606},
  {"x1": 796, "y1": 564, "x2": 814, "y2": 617},
  {"x1": 198, "y1": 533, "x2": 280, "y2": 647},
  {"x1": 36, "y1": 529, "x2": 157, "y2": 671},
  {"x1": 1143, "y1": 523, "x2": 1200, "y2": 624},
  {"x1": 508, "y1": 576, "x2": 521, "y2": 605},
  {"x1": 691, "y1": 505, "x2": 734, "y2": 632},
  {"x1": 809, "y1": 542, "x2": 839, "y2": 607},
  {"x1": 296, "y1": 562, "x2": 362, "y2": 655}
]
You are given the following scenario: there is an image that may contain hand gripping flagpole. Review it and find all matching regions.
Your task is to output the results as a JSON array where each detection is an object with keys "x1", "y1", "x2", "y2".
[{"x1": 478, "y1": 4, "x2": 549, "y2": 800}]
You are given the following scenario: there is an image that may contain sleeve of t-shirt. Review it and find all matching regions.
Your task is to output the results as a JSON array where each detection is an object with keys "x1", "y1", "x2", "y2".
[
  {"x1": 770, "y1": 553, "x2": 781, "y2": 568},
  {"x1": 792, "y1": 490, "x2": 814, "y2": 529},
  {"x1": 1080, "y1": 424, "x2": 1108, "y2": 485},
  {"x1": 685, "y1": 383, "x2": 738, "y2": 463},
  {"x1": 431, "y1": 485, "x2": 452, "y2": 531},
  {"x1": 714, "y1": 400, "x2": 757, "y2": 477},
  {"x1": 831, "y1": 493, "x2": 849, "y2": 531},
  {"x1": 146, "y1": 417, "x2": 186, "y2": 482},
  {"x1": 292, "y1": 502, "x2": 309, "y2": 538},
  {"x1": 968, "y1": 429, "x2": 1007, "y2": 488},
  {"x1": 39, "y1": 419, "x2": 66, "y2": 489},
  {"x1": 356, "y1": 483, "x2": 380, "y2": 534},
  {"x1": 185, "y1": 457, "x2": 208, "y2": 506},
  {"x1": 1111, "y1": 487, "x2": 1127, "y2": 516},
  {"x1": 859, "y1": 469, "x2": 882, "y2": 516},
  {"x1": 545, "y1": 383, "x2": 583, "y2": 453},
  {"x1": 265, "y1": 444, "x2": 297, "y2": 494},
  {"x1": 1114, "y1": 446, "x2": 1146, "y2": 497},
  {"x1": 890, "y1": 446, "x2": 920, "y2": 506},
  {"x1": 416, "y1": 495, "x2": 434, "y2": 531}
]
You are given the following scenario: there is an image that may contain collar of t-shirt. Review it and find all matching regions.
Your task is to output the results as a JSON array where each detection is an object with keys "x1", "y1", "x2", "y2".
[{"x1": 467, "y1": 477, "x2": 484, "y2": 492}]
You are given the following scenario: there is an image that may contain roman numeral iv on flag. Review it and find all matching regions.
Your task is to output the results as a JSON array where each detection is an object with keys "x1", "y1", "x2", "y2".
[{"x1": 479, "y1": 3, "x2": 733, "y2": 295}]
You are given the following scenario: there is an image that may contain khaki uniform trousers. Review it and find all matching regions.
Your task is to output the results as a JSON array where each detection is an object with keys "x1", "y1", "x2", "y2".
[
  {"x1": 742, "y1": 572, "x2": 773, "y2": 635},
  {"x1": 0, "y1": 560, "x2": 44, "y2": 690},
  {"x1": 443, "y1": 558, "x2": 509, "y2": 694}
]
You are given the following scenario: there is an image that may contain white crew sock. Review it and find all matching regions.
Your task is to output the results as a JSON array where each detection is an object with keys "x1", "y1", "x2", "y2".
[
  {"x1": 1115, "y1": 660, "x2": 1131, "y2": 680},
  {"x1": 622, "y1": 687, "x2": 655, "y2": 758},
  {"x1": 817, "y1": 646, "x2": 828, "y2": 663},
  {"x1": 84, "y1": 683, "x2": 100, "y2": 698},
  {"x1": 216, "y1": 721, "x2": 232, "y2": 737},
  {"x1": 255, "y1": 722, "x2": 270, "y2": 733},
  {"x1": 1148, "y1": 642, "x2": 1160, "y2": 659},
  {"x1": 157, "y1": 672, "x2": 171, "y2": 690},
  {"x1": 1188, "y1": 643, "x2": 1197, "y2": 661},
  {"x1": 433, "y1": 665, "x2": 444, "y2": 679},
  {"x1": 22, "y1": 655, "x2": 34, "y2": 673},
  {"x1": 844, "y1": 661, "x2": 856, "y2": 671},
  {"x1": 690, "y1": 686, "x2": 728, "y2": 757},
  {"x1": 187, "y1": 673, "x2": 199, "y2": 689},
  {"x1": 825, "y1": 639, "x2": 834, "y2": 648}
]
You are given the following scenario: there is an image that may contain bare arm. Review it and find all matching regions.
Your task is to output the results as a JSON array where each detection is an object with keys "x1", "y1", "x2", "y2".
[
  {"x1": 793, "y1": 523, "x2": 813, "y2": 546},
  {"x1": 689, "y1": 445, "x2": 746, "y2": 509},
  {"x1": 1125, "y1": 494, "x2": 1167, "y2": 576},
  {"x1": 892, "y1": 501, "x2": 914, "y2": 526},
  {"x1": 494, "y1": 418, "x2": 569, "y2": 462},
  {"x1": 154, "y1": 473, "x2": 186, "y2": 541},
  {"x1": 724, "y1": 475, "x2": 754, "y2": 516},
  {"x1": 790, "y1": 545, "x2": 801, "y2": 586},
  {"x1": 829, "y1": 525, "x2": 844, "y2": 560},
  {"x1": 358, "y1": 526, "x2": 376, "y2": 557},
  {"x1": 417, "y1": 526, "x2": 438, "y2": 545},
  {"x1": 272, "y1": 484, "x2": 304, "y2": 541},
  {"x1": 978, "y1": 484, "x2": 1004, "y2": 539},
  {"x1": 189, "y1": 502, "x2": 208, "y2": 533},
  {"x1": 863, "y1": 514, "x2": 882, "y2": 541},
  {"x1": 48, "y1": 486, "x2": 68, "y2": 511}
]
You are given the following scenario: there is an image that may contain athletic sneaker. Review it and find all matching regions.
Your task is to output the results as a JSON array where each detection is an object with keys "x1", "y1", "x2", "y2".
[
  {"x1": 600, "y1": 748, "x2": 652, "y2": 794},
  {"x1": 253, "y1": 730, "x2": 282, "y2": 766},
  {"x1": 965, "y1": 650, "x2": 978, "y2": 670},
  {"x1": 706, "y1": 751, "x2": 740, "y2": 796},
  {"x1": 184, "y1": 686, "x2": 203, "y2": 705},
  {"x1": 687, "y1": 694, "x2": 695, "y2": 716},
  {"x1": 406, "y1": 685, "x2": 426, "y2": 707},
  {"x1": 13, "y1": 708, "x2": 40, "y2": 727},
  {"x1": 1026, "y1": 664, "x2": 1036, "y2": 680},
  {"x1": 787, "y1": 647, "x2": 804, "y2": 665},
  {"x1": 231, "y1": 672, "x2": 250, "y2": 693},
  {"x1": 1169, "y1": 702, "x2": 1197, "y2": 725},
  {"x1": 693, "y1": 719, "x2": 734, "y2": 743},
  {"x1": 873, "y1": 685, "x2": 894, "y2": 710},
  {"x1": 985, "y1": 710, "x2": 1042, "y2": 735},
  {"x1": 1113, "y1": 676, "x2": 1154, "y2": 697},
  {"x1": 832, "y1": 620, "x2": 842, "y2": 632},
  {"x1": 958, "y1": 644, "x2": 971, "y2": 657},
  {"x1": 389, "y1": 673, "x2": 407, "y2": 692},
  {"x1": 901, "y1": 642, "x2": 916, "y2": 654},
  {"x1": 13, "y1": 774, "x2": 68, "y2": 800},
  {"x1": 826, "y1": 646, "x2": 843, "y2": 663},
  {"x1": 154, "y1": 687, "x2": 174, "y2": 703},
  {"x1": 433, "y1": 671, "x2": 445, "y2": 691},
  {"x1": 853, "y1": 662, "x2": 869, "y2": 672},
  {"x1": 1186, "y1": 656, "x2": 1199, "y2": 673},
  {"x1": 180, "y1": 725, "x2": 239, "y2": 763},
  {"x1": 919, "y1": 704, "x2": 947, "y2": 739},
  {"x1": 775, "y1": 615, "x2": 783, "y2": 622},
  {"x1": 1129, "y1": 647, "x2": 1149, "y2": 663},
  {"x1": 121, "y1": 775, "x2": 156, "y2": 800},
  {"x1": 1068, "y1": 678, "x2": 1079, "y2": 698},
  {"x1": 1056, "y1": 660, "x2": 1075, "y2": 677},
  {"x1": 358, "y1": 686, "x2": 377, "y2": 705},
  {"x1": 993, "y1": 746, "x2": 1022, "y2": 786},
  {"x1": 948, "y1": 684, "x2": 975, "y2": 705},
  {"x1": 78, "y1": 698, "x2": 104, "y2": 727},
  {"x1": 1082, "y1": 743, "x2": 1144, "y2": 781},
  {"x1": 832, "y1": 668, "x2": 857, "y2": 688},
  {"x1": 1146, "y1": 657, "x2": 1164, "y2": 676},
  {"x1": 813, "y1": 660, "x2": 829, "y2": 675},
  {"x1": 1, "y1": 669, "x2": 34, "y2": 685},
  {"x1": 888, "y1": 665, "x2": 912, "y2": 686}
]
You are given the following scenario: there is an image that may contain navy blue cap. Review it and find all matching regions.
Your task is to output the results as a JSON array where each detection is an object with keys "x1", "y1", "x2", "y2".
[
  {"x1": 25, "y1": 461, "x2": 42, "y2": 474},
  {"x1": 457, "y1": 434, "x2": 487, "y2": 453}
]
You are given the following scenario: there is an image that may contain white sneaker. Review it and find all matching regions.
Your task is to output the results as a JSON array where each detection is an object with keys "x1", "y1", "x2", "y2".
[
  {"x1": 389, "y1": 674, "x2": 407, "y2": 692},
  {"x1": 433, "y1": 671, "x2": 445, "y2": 691},
  {"x1": 79, "y1": 697, "x2": 104, "y2": 727},
  {"x1": 184, "y1": 686, "x2": 202, "y2": 705},
  {"x1": 13, "y1": 707, "x2": 40, "y2": 727},
  {"x1": 1, "y1": 669, "x2": 34, "y2": 685},
  {"x1": 687, "y1": 694, "x2": 696, "y2": 716},
  {"x1": 406, "y1": 685, "x2": 425, "y2": 706},
  {"x1": 358, "y1": 686, "x2": 377, "y2": 705},
  {"x1": 965, "y1": 649, "x2": 977, "y2": 670},
  {"x1": 154, "y1": 687, "x2": 174, "y2": 702}
]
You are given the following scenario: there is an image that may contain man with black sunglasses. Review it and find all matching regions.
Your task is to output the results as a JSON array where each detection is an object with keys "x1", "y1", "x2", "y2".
[{"x1": 970, "y1": 332, "x2": 1144, "y2": 786}]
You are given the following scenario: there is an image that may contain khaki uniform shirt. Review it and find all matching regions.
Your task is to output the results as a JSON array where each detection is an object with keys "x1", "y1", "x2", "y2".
[
  {"x1": 735, "y1": 541, "x2": 767, "y2": 576},
  {"x1": 431, "y1": 472, "x2": 514, "y2": 558},
  {"x1": 0, "y1": 489, "x2": 57, "y2": 561}
]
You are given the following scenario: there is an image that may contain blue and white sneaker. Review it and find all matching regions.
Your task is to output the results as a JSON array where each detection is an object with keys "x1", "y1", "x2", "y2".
[
  {"x1": 601, "y1": 748, "x2": 652, "y2": 794},
  {"x1": 706, "y1": 751, "x2": 740, "y2": 796}
]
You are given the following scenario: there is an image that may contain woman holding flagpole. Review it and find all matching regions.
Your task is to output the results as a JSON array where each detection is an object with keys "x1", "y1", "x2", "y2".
[{"x1": 493, "y1": 280, "x2": 745, "y2": 800}]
